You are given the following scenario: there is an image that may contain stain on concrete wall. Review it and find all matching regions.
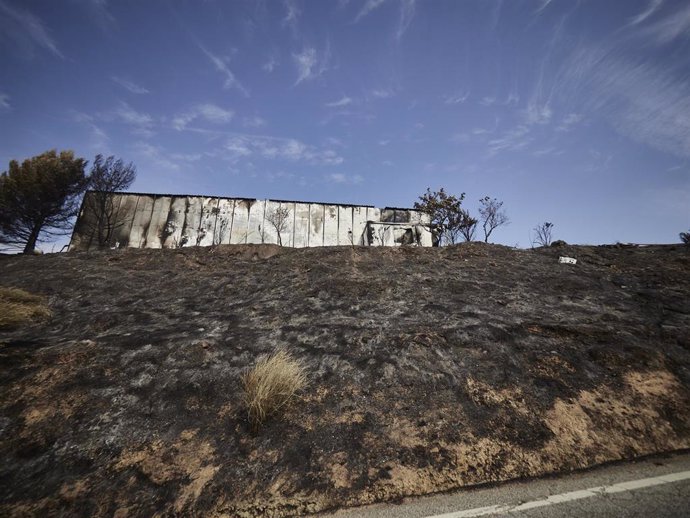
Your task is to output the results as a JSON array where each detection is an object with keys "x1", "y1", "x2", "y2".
[{"x1": 70, "y1": 192, "x2": 434, "y2": 250}]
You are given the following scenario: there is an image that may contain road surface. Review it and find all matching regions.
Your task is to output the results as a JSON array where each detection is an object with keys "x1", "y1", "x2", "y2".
[{"x1": 318, "y1": 451, "x2": 690, "y2": 518}]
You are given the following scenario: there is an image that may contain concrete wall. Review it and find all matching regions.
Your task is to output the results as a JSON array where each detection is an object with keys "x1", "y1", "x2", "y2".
[{"x1": 70, "y1": 192, "x2": 434, "y2": 250}]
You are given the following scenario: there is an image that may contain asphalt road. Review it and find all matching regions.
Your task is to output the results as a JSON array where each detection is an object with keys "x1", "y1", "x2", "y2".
[{"x1": 317, "y1": 451, "x2": 690, "y2": 518}]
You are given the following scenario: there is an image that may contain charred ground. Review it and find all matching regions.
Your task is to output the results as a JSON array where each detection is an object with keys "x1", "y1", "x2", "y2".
[{"x1": 1, "y1": 242, "x2": 689, "y2": 517}]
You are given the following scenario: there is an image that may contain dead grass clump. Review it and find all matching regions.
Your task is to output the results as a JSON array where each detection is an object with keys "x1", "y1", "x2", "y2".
[
  {"x1": 242, "y1": 349, "x2": 307, "y2": 430},
  {"x1": 0, "y1": 286, "x2": 52, "y2": 329}
]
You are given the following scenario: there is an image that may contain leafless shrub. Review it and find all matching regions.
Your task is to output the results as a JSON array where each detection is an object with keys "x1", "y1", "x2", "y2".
[
  {"x1": 242, "y1": 349, "x2": 307, "y2": 431},
  {"x1": 681, "y1": 231, "x2": 690, "y2": 245},
  {"x1": 0, "y1": 287, "x2": 52, "y2": 329},
  {"x1": 532, "y1": 222, "x2": 554, "y2": 247},
  {"x1": 478, "y1": 196, "x2": 509, "y2": 243},
  {"x1": 266, "y1": 207, "x2": 291, "y2": 246},
  {"x1": 83, "y1": 155, "x2": 136, "y2": 248},
  {"x1": 458, "y1": 209, "x2": 478, "y2": 242}
]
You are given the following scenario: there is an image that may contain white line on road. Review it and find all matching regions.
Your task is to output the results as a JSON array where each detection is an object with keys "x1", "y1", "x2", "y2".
[{"x1": 425, "y1": 469, "x2": 690, "y2": 518}]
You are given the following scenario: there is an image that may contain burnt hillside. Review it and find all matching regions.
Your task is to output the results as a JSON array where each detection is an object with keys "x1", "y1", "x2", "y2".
[{"x1": 1, "y1": 243, "x2": 689, "y2": 517}]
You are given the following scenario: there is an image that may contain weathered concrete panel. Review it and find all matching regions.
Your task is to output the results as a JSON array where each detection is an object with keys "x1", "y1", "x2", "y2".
[
  {"x1": 309, "y1": 204, "x2": 325, "y2": 247},
  {"x1": 198, "y1": 198, "x2": 219, "y2": 247},
  {"x1": 323, "y1": 205, "x2": 339, "y2": 246},
  {"x1": 161, "y1": 197, "x2": 186, "y2": 248},
  {"x1": 144, "y1": 196, "x2": 172, "y2": 248},
  {"x1": 110, "y1": 194, "x2": 139, "y2": 248},
  {"x1": 293, "y1": 202, "x2": 310, "y2": 248},
  {"x1": 181, "y1": 197, "x2": 203, "y2": 247},
  {"x1": 369, "y1": 223, "x2": 389, "y2": 246},
  {"x1": 262, "y1": 200, "x2": 279, "y2": 245},
  {"x1": 365, "y1": 221, "x2": 434, "y2": 247},
  {"x1": 282, "y1": 201, "x2": 296, "y2": 247},
  {"x1": 337, "y1": 206, "x2": 354, "y2": 245},
  {"x1": 129, "y1": 195, "x2": 155, "y2": 248},
  {"x1": 263, "y1": 201, "x2": 294, "y2": 246},
  {"x1": 230, "y1": 199, "x2": 251, "y2": 244},
  {"x1": 246, "y1": 199, "x2": 266, "y2": 244},
  {"x1": 214, "y1": 199, "x2": 234, "y2": 245},
  {"x1": 352, "y1": 206, "x2": 368, "y2": 245},
  {"x1": 70, "y1": 191, "x2": 434, "y2": 250},
  {"x1": 409, "y1": 210, "x2": 424, "y2": 225},
  {"x1": 367, "y1": 207, "x2": 382, "y2": 225},
  {"x1": 70, "y1": 193, "x2": 103, "y2": 249}
]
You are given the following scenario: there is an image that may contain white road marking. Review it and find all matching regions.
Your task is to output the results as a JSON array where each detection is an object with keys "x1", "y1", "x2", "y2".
[{"x1": 425, "y1": 470, "x2": 690, "y2": 518}]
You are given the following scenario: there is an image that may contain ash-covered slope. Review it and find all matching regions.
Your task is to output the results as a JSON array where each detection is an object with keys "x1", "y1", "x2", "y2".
[{"x1": 1, "y1": 243, "x2": 689, "y2": 517}]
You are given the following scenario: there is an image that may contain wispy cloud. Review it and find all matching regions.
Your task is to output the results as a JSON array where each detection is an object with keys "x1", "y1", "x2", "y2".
[
  {"x1": 534, "y1": 0, "x2": 554, "y2": 14},
  {"x1": 282, "y1": 0, "x2": 301, "y2": 32},
  {"x1": 640, "y1": 2, "x2": 690, "y2": 45},
  {"x1": 242, "y1": 115, "x2": 266, "y2": 128},
  {"x1": 444, "y1": 91, "x2": 469, "y2": 105},
  {"x1": 199, "y1": 45, "x2": 249, "y2": 96},
  {"x1": 0, "y1": 0, "x2": 63, "y2": 58},
  {"x1": 629, "y1": 0, "x2": 664, "y2": 26},
  {"x1": 172, "y1": 104, "x2": 234, "y2": 130},
  {"x1": 134, "y1": 142, "x2": 181, "y2": 172},
  {"x1": 325, "y1": 96, "x2": 353, "y2": 107},
  {"x1": 371, "y1": 88, "x2": 395, "y2": 99},
  {"x1": 324, "y1": 137, "x2": 345, "y2": 147},
  {"x1": 396, "y1": 0, "x2": 416, "y2": 39},
  {"x1": 75, "y1": 0, "x2": 116, "y2": 30},
  {"x1": 532, "y1": 147, "x2": 563, "y2": 157},
  {"x1": 355, "y1": 0, "x2": 387, "y2": 21},
  {"x1": 101, "y1": 101, "x2": 154, "y2": 137},
  {"x1": 114, "y1": 102, "x2": 152, "y2": 126},
  {"x1": 221, "y1": 133, "x2": 343, "y2": 165},
  {"x1": 293, "y1": 45, "x2": 330, "y2": 85},
  {"x1": 112, "y1": 76, "x2": 149, "y2": 94},
  {"x1": 169, "y1": 152, "x2": 202, "y2": 163},
  {"x1": 262, "y1": 55, "x2": 278, "y2": 73},
  {"x1": 523, "y1": 102, "x2": 552, "y2": 125},
  {"x1": 326, "y1": 172, "x2": 363, "y2": 184},
  {"x1": 487, "y1": 125, "x2": 532, "y2": 155},
  {"x1": 354, "y1": 0, "x2": 416, "y2": 39},
  {"x1": 0, "y1": 92, "x2": 10, "y2": 111},
  {"x1": 71, "y1": 110, "x2": 110, "y2": 151},
  {"x1": 565, "y1": 47, "x2": 690, "y2": 157},
  {"x1": 480, "y1": 96, "x2": 496, "y2": 106},
  {"x1": 505, "y1": 91, "x2": 520, "y2": 105},
  {"x1": 556, "y1": 112, "x2": 583, "y2": 132}
]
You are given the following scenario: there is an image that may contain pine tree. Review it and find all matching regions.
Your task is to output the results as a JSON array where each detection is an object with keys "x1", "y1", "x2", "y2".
[{"x1": 0, "y1": 150, "x2": 88, "y2": 253}]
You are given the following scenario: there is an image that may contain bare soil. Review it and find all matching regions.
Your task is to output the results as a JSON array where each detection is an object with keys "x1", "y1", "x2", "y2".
[{"x1": 1, "y1": 242, "x2": 689, "y2": 517}]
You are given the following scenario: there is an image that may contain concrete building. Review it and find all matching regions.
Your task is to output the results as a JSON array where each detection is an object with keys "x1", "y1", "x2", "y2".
[{"x1": 69, "y1": 191, "x2": 434, "y2": 250}]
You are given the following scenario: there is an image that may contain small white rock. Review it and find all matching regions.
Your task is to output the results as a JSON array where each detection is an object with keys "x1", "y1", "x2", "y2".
[{"x1": 558, "y1": 256, "x2": 577, "y2": 265}]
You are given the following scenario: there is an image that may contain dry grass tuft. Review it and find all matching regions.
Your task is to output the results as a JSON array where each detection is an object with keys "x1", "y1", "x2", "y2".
[
  {"x1": 242, "y1": 349, "x2": 307, "y2": 430},
  {"x1": 0, "y1": 286, "x2": 52, "y2": 329}
]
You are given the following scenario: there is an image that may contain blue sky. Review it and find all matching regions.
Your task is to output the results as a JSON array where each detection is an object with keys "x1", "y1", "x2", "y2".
[{"x1": 1, "y1": 0, "x2": 689, "y2": 248}]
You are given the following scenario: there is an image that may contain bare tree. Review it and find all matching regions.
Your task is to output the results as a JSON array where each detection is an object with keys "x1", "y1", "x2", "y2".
[
  {"x1": 680, "y1": 230, "x2": 690, "y2": 245},
  {"x1": 532, "y1": 221, "x2": 554, "y2": 247},
  {"x1": 458, "y1": 209, "x2": 478, "y2": 242},
  {"x1": 266, "y1": 206, "x2": 291, "y2": 246},
  {"x1": 82, "y1": 155, "x2": 136, "y2": 248},
  {"x1": 478, "y1": 196, "x2": 509, "y2": 243}
]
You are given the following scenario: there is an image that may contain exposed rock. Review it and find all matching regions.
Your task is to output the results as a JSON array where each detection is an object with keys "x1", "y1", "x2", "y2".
[{"x1": 1, "y1": 243, "x2": 689, "y2": 517}]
